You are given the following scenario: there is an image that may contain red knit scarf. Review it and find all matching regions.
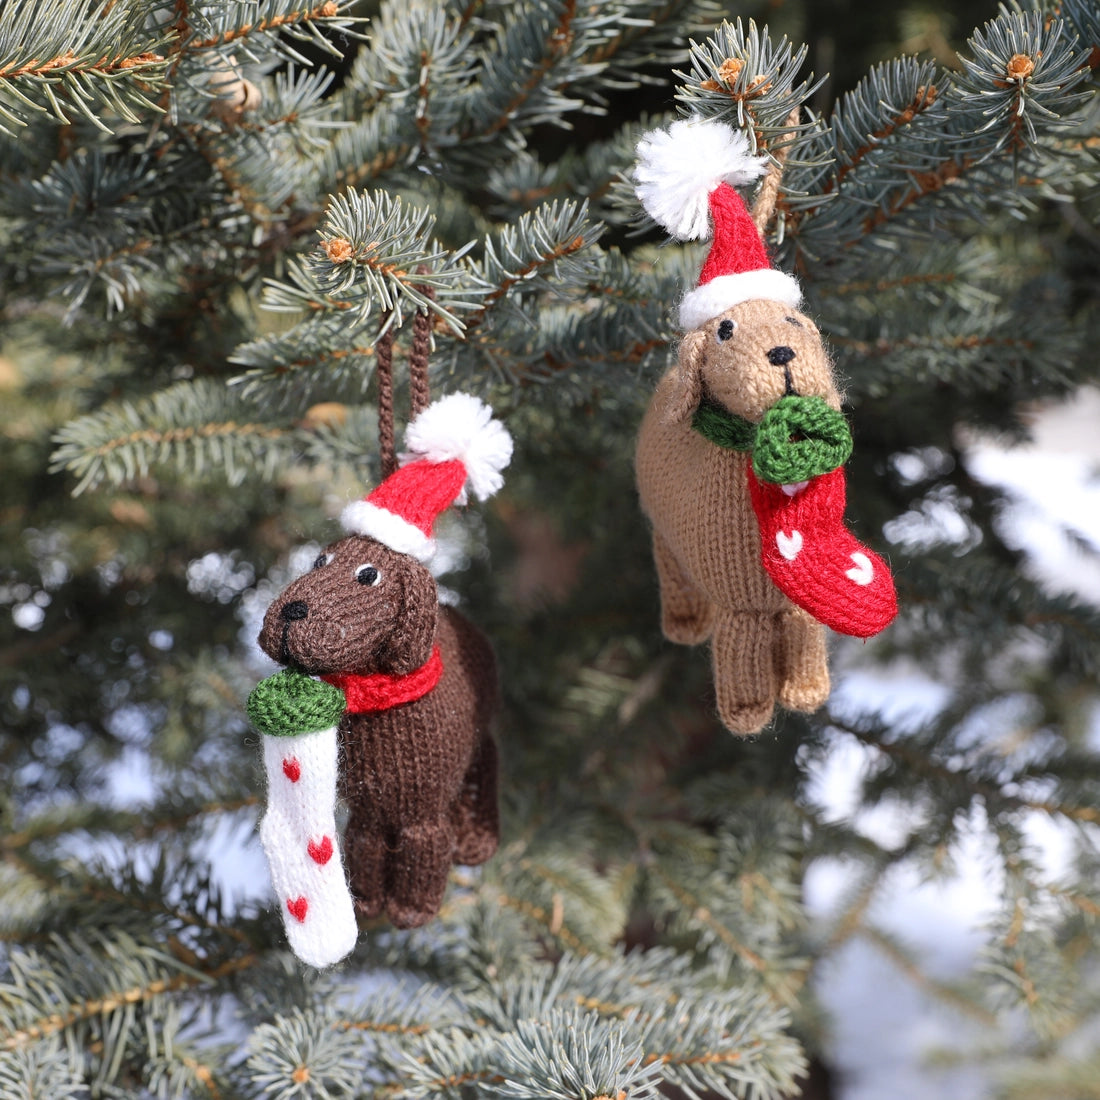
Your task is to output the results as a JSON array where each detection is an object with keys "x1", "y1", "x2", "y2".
[{"x1": 321, "y1": 646, "x2": 444, "y2": 713}]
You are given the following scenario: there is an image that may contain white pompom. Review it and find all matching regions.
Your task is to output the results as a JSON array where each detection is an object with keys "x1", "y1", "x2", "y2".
[
  {"x1": 401, "y1": 392, "x2": 513, "y2": 502},
  {"x1": 634, "y1": 118, "x2": 767, "y2": 241}
]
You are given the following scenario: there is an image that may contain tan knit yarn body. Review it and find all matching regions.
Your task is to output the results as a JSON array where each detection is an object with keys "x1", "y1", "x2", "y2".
[{"x1": 636, "y1": 299, "x2": 838, "y2": 734}]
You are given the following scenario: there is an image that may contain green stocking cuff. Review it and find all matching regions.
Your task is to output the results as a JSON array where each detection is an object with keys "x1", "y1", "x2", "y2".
[
  {"x1": 752, "y1": 396, "x2": 852, "y2": 484},
  {"x1": 247, "y1": 670, "x2": 346, "y2": 738}
]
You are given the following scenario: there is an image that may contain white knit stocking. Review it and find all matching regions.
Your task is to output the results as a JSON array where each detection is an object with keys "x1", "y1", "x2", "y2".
[{"x1": 260, "y1": 726, "x2": 357, "y2": 967}]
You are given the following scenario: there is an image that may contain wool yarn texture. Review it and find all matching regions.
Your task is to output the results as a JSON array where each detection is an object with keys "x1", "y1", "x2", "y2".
[
  {"x1": 748, "y1": 467, "x2": 898, "y2": 637},
  {"x1": 633, "y1": 117, "x2": 897, "y2": 735},
  {"x1": 691, "y1": 394, "x2": 853, "y2": 484},
  {"x1": 248, "y1": 671, "x2": 355, "y2": 967},
  {"x1": 247, "y1": 668, "x2": 346, "y2": 736},
  {"x1": 751, "y1": 396, "x2": 852, "y2": 485},
  {"x1": 258, "y1": 710, "x2": 358, "y2": 968},
  {"x1": 323, "y1": 646, "x2": 444, "y2": 712},
  {"x1": 248, "y1": 393, "x2": 510, "y2": 963}
]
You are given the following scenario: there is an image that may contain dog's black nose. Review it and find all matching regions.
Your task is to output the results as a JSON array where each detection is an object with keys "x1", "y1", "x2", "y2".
[
  {"x1": 767, "y1": 345, "x2": 796, "y2": 366},
  {"x1": 280, "y1": 600, "x2": 308, "y2": 622}
]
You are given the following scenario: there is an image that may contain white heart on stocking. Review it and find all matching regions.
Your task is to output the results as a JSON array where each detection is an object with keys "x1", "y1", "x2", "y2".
[
  {"x1": 776, "y1": 530, "x2": 803, "y2": 561},
  {"x1": 846, "y1": 552, "x2": 874, "y2": 586}
]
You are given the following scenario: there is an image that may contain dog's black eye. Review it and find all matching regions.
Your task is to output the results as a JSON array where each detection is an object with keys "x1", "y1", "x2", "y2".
[
  {"x1": 355, "y1": 564, "x2": 381, "y2": 586},
  {"x1": 785, "y1": 316, "x2": 803, "y2": 327},
  {"x1": 717, "y1": 319, "x2": 736, "y2": 341},
  {"x1": 312, "y1": 553, "x2": 331, "y2": 570}
]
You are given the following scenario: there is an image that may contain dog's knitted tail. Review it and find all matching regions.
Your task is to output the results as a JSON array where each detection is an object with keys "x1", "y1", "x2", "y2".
[{"x1": 249, "y1": 671, "x2": 357, "y2": 967}]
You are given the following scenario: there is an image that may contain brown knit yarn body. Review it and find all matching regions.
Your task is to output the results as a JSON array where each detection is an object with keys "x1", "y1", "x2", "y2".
[
  {"x1": 636, "y1": 298, "x2": 840, "y2": 734},
  {"x1": 258, "y1": 535, "x2": 498, "y2": 928}
]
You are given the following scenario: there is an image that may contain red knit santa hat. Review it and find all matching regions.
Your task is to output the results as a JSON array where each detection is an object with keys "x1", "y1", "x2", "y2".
[
  {"x1": 341, "y1": 393, "x2": 512, "y2": 562},
  {"x1": 634, "y1": 118, "x2": 801, "y2": 330}
]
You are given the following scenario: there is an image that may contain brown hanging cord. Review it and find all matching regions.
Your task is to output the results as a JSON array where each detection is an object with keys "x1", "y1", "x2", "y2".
[
  {"x1": 752, "y1": 107, "x2": 802, "y2": 233},
  {"x1": 375, "y1": 283, "x2": 436, "y2": 479},
  {"x1": 376, "y1": 316, "x2": 398, "y2": 479},
  {"x1": 408, "y1": 289, "x2": 434, "y2": 420}
]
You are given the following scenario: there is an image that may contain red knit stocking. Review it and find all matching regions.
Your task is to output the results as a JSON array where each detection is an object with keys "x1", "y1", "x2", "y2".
[{"x1": 747, "y1": 467, "x2": 898, "y2": 638}]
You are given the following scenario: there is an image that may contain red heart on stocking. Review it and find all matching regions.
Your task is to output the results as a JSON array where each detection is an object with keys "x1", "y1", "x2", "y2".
[
  {"x1": 286, "y1": 896, "x2": 308, "y2": 922},
  {"x1": 282, "y1": 757, "x2": 301, "y2": 783},
  {"x1": 307, "y1": 836, "x2": 333, "y2": 865}
]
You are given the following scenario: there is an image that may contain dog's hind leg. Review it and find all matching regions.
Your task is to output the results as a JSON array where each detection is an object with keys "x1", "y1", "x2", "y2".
[
  {"x1": 710, "y1": 609, "x2": 777, "y2": 734},
  {"x1": 386, "y1": 819, "x2": 454, "y2": 929},
  {"x1": 652, "y1": 531, "x2": 713, "y2": 644},
  {"x1": 775, "y1": 605, "x2": 830, "y2": 714},
  {"x1": 451, "y1": 732, "x2": 499, "y2": 866},
  {"x1": 344, "y1": 807, "x2": 386, "y2": 918}
]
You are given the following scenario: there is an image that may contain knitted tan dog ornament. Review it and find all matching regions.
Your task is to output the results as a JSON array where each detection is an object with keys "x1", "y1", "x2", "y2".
[
  {"x1": 247, "y1": 393, "x2": 511, "y2": 966},
  {"x1": 634, "y1": 118, "x2": 898, "y2": 735}
]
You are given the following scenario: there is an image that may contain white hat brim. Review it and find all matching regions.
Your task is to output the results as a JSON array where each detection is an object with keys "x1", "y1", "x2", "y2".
[
  {"x1": 340, "y1": 500, "x2": 434, "y2": 562},
  {"x1": 679, "y1": 269, "x2": 802, "y2": 331}
]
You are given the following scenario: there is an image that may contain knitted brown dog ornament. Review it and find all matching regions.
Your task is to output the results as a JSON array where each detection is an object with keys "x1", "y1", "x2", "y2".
[
  {"x1": 633, "y1": 118, "x2": 898, "y2": 736},
  {"x1": 247, "y1": 393, "x2": 511, "y2": 966}
]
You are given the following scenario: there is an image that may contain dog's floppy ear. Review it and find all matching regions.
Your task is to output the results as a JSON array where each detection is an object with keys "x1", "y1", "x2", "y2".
[
  {"x1": 378, "y1": 565, "x2": 438, "y2": 675},
  {"x1": 667, "y1": 328, "x2": 707, "y2": 424}
]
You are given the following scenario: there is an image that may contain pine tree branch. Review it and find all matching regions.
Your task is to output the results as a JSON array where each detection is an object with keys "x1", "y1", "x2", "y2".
[
  {"x1": 675, "y1": 19, "x2": 822, "y2": 148},
  {"x1": 82, "y1": 421, "x2": 287, "y2": 458},
  {"x1": 1, "y1": 798, "x2": 258, "y2": 853},
  {"x1": 182, "y1": 125, "x2": 268, "y2": 225},
  {"x1": 461, "y1": 227, "x2": 591, "y2": 335},
  {"x1": 0, "y1": 50, "x2": 165, "y2": 81},
  {"x1": 457, "y1": 1, "x2": 486, "y2": 30},
  {"x1": 335, "y1": 1019, "x2": 434, "y2": 1036},
  {"x1": 835, "y1": 83, "x2": 940, "y2": 190},
  {"x1": 263, "y1": 189, "x2": 478, "y2": 331},
  {"x1": 820, "y1": 270, "x2": 960, "y2": 297},
  {"x1": 329, "y1": 141, "x2": 416, "y2": 192},
  {"x1": 79, "y1": 880, "x2": 253, "y2": 949},
  {"x1": 649, "y1": 867, "x2": 768, "y2": 974},
  {"x1": 573, "y1": 993, "x2": 639, "y2": 1020},
  {"x1": 1, "y1": 954, "x2": 258, "y2": 1053},
  {"x1": 861, "y1": 925, "x2": 997, "y2": 1024},
  {"x1": 230, "y1": 338, "x2": 379, "y2": 403},
  {"x1": 998, "y1": 898, "x2": 1042, "y2": 1009},
  {"x1": 179, "y1": 1053, "x2": 223, "y2": 1099},
  {"x1": 495, "y1": 889, "x2": 591, "y2": 954},
  {"x1": 193, "y1": 2, "x2": 341, "y2": 51},
  {"x1": 377, "y1": 1068, "x2": 502, "y2": 1096},
  {"x1": 1045, "y1": 883, "x2": 1100, "y2": 920},
  {"x1": 829, "y1": 332, "x2": 1037, "y2": 357},
  {"x1": 0, "y1": 622, "x2": 80, "y2": 667},
  {"x1": 837, "y1": 720, "x2": 1100, "y2": 829},
  {"x1": 818, "y1": 867, "x2": 886, "y2": 956},
  {"x1": 0, "y1": 0, "x2": 170, "y2": 131},
  {"x1": 641, "y1": 1047, "x2": 753, "y2": 1067},
  {"x1": 1022, "y1": 800, "x2": 1100, "y2": 826},
  {"x1": 588, "y1": 0, "x2": 711, "y2": 67},
  {"x1": 859, "y1": 154, "x2": 975, "y2": 234},
  {"x1": 478, "y1": 0, "x2": 577, "y2": 139}
]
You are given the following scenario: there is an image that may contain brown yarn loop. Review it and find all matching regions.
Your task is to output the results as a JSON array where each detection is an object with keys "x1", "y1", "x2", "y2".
[
  {"x1": 376, "y1": 317, "x2": 397, "y2": 478},
  {"x1": 375, "y1": 283, "x2": 436, "y2": 479},
  {"x1": 408, "y1": 298, "x2": 433, "y2": 420},
  {"x1": 751, "y1": 107, "x2": 802, "y2": 234}
]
